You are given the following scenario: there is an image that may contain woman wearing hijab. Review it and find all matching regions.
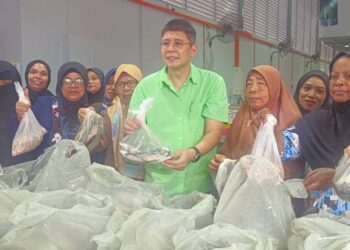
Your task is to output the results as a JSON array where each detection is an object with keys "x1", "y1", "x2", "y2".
[
  {"x1": 87, "y1": 67, "x2": 104, "y2": 106},
  {"x1": 24, "y1": 60, "x2": 53, "y2": 105},
  {"x1": 210, "y1": 65, "x2": 302, "y2": 179},
  {"x1": 103, "y1": 67, "x2": 117, "y2": 108},
  {"x1": 108, "y1": 64, "x2": 143, "y2": 180},
  {"x1": 16, "y1": 61, "x2": 114, "y2": 166},
  {"x1": 294, "y1": 70, "x2": 330, "y2": 115},
  {"x1": 0, "y1": 60, "x2": 20, "y2": 167},
  {"x1": 296, "y1": 52, "x2": 350, "y2": 215}
]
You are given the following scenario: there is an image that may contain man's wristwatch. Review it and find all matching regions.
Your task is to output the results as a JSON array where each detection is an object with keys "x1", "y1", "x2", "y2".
[{"x1": 190, "y1": 146, "x2": 201, "y2": 163}]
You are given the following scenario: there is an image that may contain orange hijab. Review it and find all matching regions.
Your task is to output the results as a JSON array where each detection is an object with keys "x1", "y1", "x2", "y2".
[{"x1": 221, "y1": 65, "x2": 301, "y2": 159}]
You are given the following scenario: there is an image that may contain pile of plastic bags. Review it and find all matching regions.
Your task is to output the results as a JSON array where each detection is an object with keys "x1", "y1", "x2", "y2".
[
  {"x1": 2, "y1": 112, "x2": 350, "y2": 249},
  {"x1": 0, "y1": 139, "x2": 217, "y2": 249}
]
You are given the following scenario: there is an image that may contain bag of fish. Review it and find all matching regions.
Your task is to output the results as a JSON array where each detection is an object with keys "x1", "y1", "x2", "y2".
[
  {"x1": 75, "y1": 108, "x2": 104, "y2": 151},
  {"x1": 12, "y1": 82, "x2": 47, "y2": 156},
  {"x1": 120, "y1": 98, "x2": 171, "y2": 165}
]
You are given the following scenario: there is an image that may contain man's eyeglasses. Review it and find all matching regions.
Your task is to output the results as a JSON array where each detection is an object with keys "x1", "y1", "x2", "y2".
[
  {"x1": 160, "y1": 40, "x2": 193, "y2": 50},
  {"x1": 62, "y1": 77, "x2": 84, "y2": 86},
  {"x1": 114, "y1": 79, "x2": 138, "y2": 89}
]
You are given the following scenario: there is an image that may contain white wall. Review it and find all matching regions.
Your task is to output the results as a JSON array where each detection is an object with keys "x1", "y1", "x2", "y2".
[
  {"x1": 0, "y1": 0, "x2": 328, "y2": 102},
  {"x1": 0, "y1": 0, "x2": 22, "y2": 66}
]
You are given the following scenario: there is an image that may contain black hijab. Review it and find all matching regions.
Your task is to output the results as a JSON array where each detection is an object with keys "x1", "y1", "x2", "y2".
[
  {"x1": 56, "y1": 62, "x2": 88, "y2": 140},
  {"x1": 87, "y1": 67, "x2": 104, "y2": 105},
  {"x1": 295, "y1": 52, "x2": 350, "y2": 169},
  {"x1": 294, "y1": 70, "x2": 330, "y2": 115},
  {"x1": 25, "y1": 59, "x2": 53, "y2": 104},
  {"x1": 0, "y1": 60, "x2": 20, "y2": 166}
]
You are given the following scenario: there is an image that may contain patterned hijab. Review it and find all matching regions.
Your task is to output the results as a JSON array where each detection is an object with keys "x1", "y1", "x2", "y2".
[
  {"x1": 293, "y1": 70, "x2": 330, "y2": 115},
  {"x1": 56, "y1": 61, "x2": 88, "y2": 139},
  {"x1": 25, "y1": 59, "x2": 53, "y2": 104},
  {"x1": 87, "y1": 67, "x2": 104, "y2": 105},
  {"x1": 221, "y1": 65, "x2": 302, "y2": 159}
]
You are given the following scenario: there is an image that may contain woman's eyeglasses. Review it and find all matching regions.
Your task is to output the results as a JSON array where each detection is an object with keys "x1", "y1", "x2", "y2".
[
  {"x1": 62, "y1": 78, "x2": 84, "y2": 86},
  {"x1": 114, "y1": 80, "x2": 138, "y2": 89}
]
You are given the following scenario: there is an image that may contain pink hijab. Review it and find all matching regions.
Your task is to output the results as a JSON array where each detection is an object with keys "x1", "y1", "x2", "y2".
[{"x1": 221, "y1": 65, "x2": 301, "y2": 159}]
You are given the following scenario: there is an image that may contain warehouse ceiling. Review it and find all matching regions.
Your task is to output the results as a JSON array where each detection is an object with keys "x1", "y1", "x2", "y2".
[{"x1": 321, "y1": 36, "x2": 350, "y2": 52}]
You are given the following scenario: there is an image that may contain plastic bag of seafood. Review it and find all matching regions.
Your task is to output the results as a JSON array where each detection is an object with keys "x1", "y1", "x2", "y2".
[
  {"x1": 120, "y1": 98, "x2": 171, "y2": 165},
  {"x1": 12, "y1": 82, "x2": 47, "y2": 156}
]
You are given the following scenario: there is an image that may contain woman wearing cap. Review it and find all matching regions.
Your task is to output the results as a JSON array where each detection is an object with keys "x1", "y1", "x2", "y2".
[{"x1": 108, "y1": 64, "x2": 143, "y2": 179}]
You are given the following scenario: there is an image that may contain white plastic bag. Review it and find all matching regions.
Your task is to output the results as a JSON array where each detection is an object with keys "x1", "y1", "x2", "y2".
[
  {"x1": 252, "y1": 114, "x2": 284, "y2": 179},
  {"x1": 163, "y1": 192, "x2": 216, "y2": 229},
  {"x1": 214, "y1": 155, "x2": 295, "y2": 248},
  {"x1": 333, "y1": 153, "x2": 350, "y2": 201},
  {"x1": 85, "y1": 163, "x2": 165, "y2": 214},
  {"x1": 173, "y1": 222, "x2": 278, "y2": 250},
  {"x1": 0, "y1": 190, "x2": 35, "y2": 238},
  {"x1": 12, "y1": 82, "x2": 47, "y2": 156},
  {"x1": 30, "y1": 139, "x2": 91, "y2": 191},
  {"x1": 288, "y1": 211, "x2": 350, "y2": 249},
  {"x1": 116, "y1": 195, "x2": 214, "y2": 250},
  {"x1": 75, "y1": 108, "x2": 104, "y2": 151},
  {"x1": 120, "y1": 98, "x2": 171, "y2": 165},
  {"x1": 0, "y1": 189, "x2": 113, "y2": 250},
  {"x1": 214, "y1": 115, "x2": 298, "y2": 249},
  {"x1": 215, "y1": 159, "x2": 237, "y2": 196}
]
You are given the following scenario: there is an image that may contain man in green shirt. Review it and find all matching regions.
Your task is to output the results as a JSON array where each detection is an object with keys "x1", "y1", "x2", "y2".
[{"x1": 125, "y1": 18, "x2": 228, "y2": 196}]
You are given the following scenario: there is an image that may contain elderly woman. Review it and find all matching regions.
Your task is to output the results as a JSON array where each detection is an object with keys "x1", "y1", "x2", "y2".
[
  {"x1": 24, "y1": 59, "x2": 53, "y2": 105},
  {"x1": 210, "y1": 65, "x2": 302, "y2": 178},
  {"x1": 87, "y1": 67, "x2": 104, "y2": 106},
  {"x1": 0, "y1": 60, "x2": 21, "y2": 167},
  {"x1": 16, "y1": 61, "x2": 114, "y2": 166},
  {"x1": 108, "y1": 64, "x2": 143, "y2": 179},
  {"x1": 296, "y1": 52, "x2": 350, "y2": 215},
  {"x1": 294, "y1": 70, "x2": 329, "y2": 115}
]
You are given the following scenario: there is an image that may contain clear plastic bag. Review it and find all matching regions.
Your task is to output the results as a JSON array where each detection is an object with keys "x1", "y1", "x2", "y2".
[
  {"x1": 214, "y1": 115, "x2": 297, "y2": 249},
  {"x1": 30, "y1": 139, "x2": 91, "y2": 191},
  {"x1": 333, "y1": 153, "x2": 350, "y2": 201},
  {"x1": 173, "y1": 222, "x2": 278, "y2": 250},
  {"x1": 215, "y1": 159, "x2": 237, "y2": 196},
  {"x1": 75, "y1": 108, "x2": 104, "y2": 151},
  {"x1": 0, "y1": 189, "x2": 113, "y2": 250},
  {"x1": 288, "y1": 211, "x2": 350, "y2": 249},
  {"x1": 85, "y1": 163, "x2": 165, "y2": 214},
  {"x1": 252, "y1": 114, "x2": 284, "y2": 179},
  {"x1": 116, "y1": 194, "x2": 214, "y2": 250},
  {"x1": 120, "y1": 98, "x2": 171, "y2": 165},
  {"x1": 12, "y1": 82, "x2": 47, "y2": 156}
]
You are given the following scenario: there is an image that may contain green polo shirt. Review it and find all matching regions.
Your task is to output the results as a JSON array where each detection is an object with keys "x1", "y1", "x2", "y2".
[{"x1": 129, "y1": 64, "x2": 228, "y2": 196}]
